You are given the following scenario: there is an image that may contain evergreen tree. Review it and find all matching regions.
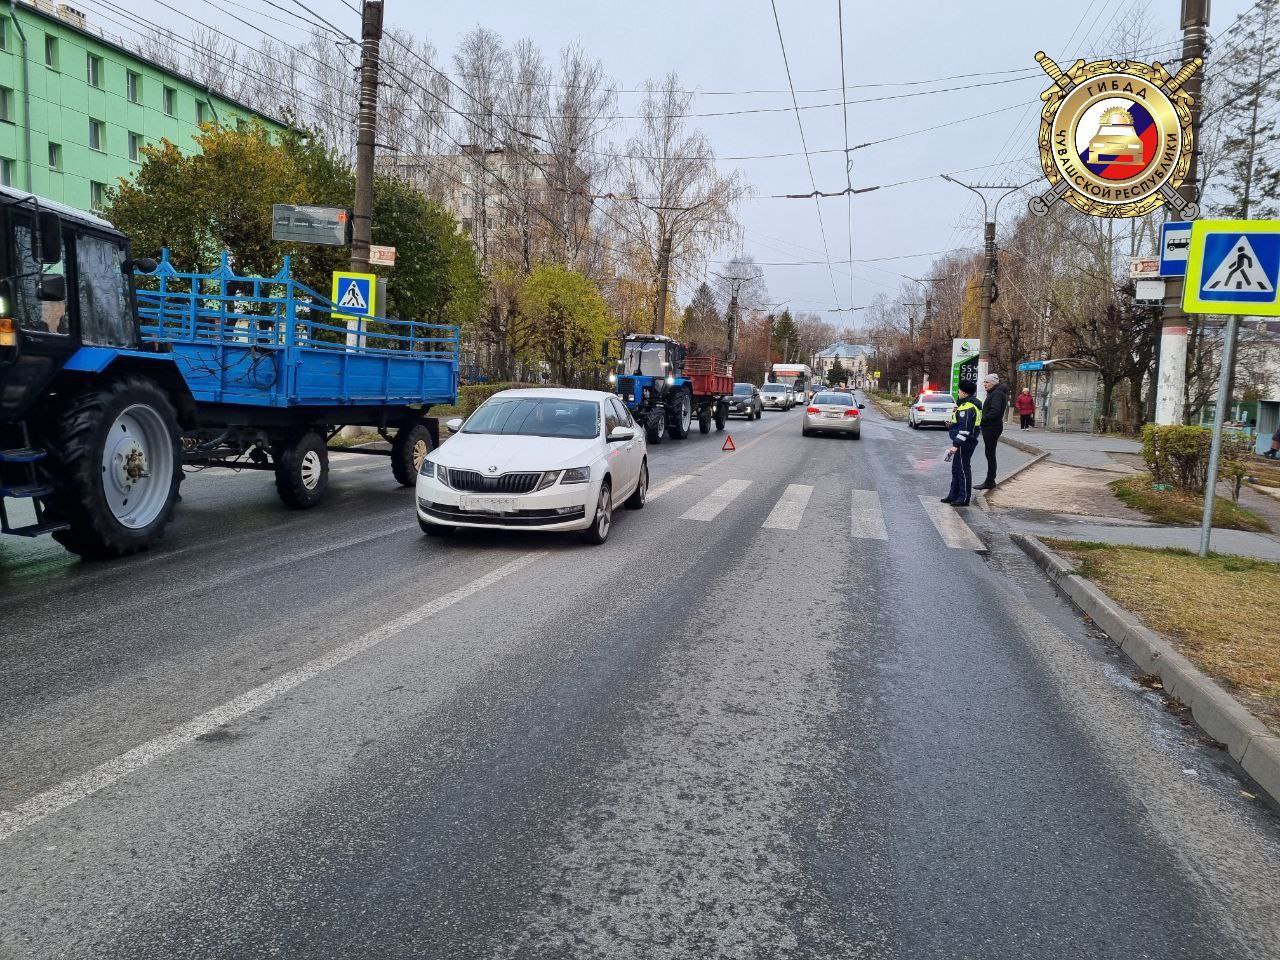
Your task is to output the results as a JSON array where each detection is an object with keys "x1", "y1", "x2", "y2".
[
  {"x1": 1217, "y1": 0, "x2": 1280, "y2": 219},
  {"x1": 827, "y1": 359, "x2": 848, "y2": 386},
  {"x1": 681, "y1": 281, "x2": 727, "y2": 354},
  {"x1": 771, "y1": 308, "x2": 798, "y2": 363}
]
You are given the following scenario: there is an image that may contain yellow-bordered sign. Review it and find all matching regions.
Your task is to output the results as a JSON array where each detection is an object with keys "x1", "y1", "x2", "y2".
[
  {"x1": 331, "y1": 270, "x2": 377, "y2": 317},
  {"x1": 1183, "y1": 219, "x2": 1280, "y2": 316}
]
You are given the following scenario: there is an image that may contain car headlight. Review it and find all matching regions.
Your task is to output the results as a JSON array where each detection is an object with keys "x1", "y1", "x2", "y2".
[
  {"x1": 420, "y1": 458, "x2": 435, "y2": 478},
  {"x1": 535, "y1": 470, "x2": 560, "y2": 491},
  {"x1": 608, "y1": 373, "x2": 617, "y2": 384},
  {"x1": 665, "y1": 374, "x2": 675, "y2": 385},
  {"x1": 560, "y1": 466, "x2": 591, "y2": 484}
]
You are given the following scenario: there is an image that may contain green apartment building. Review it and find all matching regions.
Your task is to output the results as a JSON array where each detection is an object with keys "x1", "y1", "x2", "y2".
[{"x1": 0, "y1": 1, "x2": 284, "y2": 214}]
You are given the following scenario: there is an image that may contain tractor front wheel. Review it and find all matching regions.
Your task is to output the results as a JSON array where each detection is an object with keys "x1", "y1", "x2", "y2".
[{"x1": 391, "y1": 421, "x2": 433, "y2": 486}]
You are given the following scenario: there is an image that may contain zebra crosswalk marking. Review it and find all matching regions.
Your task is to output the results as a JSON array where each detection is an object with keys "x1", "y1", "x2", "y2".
[
  {"x1": 917, "y1": 496, "x2": 985, "y2": 550},
  {"x1": 681, "y1": 479, "x2": 752, "y2": 521},
  {"x1": 850, "y1": 489, "x2": 889, "y2": 540},
  {"x1": 762, "y1": 484, "x2": 814, "y2": 530},
  {"x1": 648, "y1": 474, "x2": 693, "y2": 501}
]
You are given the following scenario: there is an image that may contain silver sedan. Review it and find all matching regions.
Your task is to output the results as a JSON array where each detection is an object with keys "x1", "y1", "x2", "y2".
[{"x1": 802, "y1": 390, "x2": 864, "y2": 438}]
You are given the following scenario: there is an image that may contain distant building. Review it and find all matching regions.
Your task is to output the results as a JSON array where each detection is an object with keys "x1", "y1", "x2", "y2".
[
  {"x1": 0, "y1": 1, "x2": 285, "y2": 214},
  {"x1": 814, "y1": 340, "x2": 875, "y2": 380},
  {"x1": 377, "y1": 146, "x2": 586, "y2": 265}
]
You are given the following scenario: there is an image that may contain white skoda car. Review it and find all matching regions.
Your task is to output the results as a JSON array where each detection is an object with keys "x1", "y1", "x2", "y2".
[{"x1": 416, "y1": 389, "x2": 648, "y2": 544}]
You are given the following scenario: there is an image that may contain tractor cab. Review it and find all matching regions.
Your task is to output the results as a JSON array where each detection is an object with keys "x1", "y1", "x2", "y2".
[{"x1": 611, "y1": 334, "x2": 686, "y2": 410}]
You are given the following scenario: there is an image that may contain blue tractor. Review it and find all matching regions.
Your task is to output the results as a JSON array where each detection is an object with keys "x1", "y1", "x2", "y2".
[
  {"x1": 609, "y1": 333, "x2": 733, "y2": 444},
  {"x1": 0, "y1": 188, "x2": 458, "y2": 558}
]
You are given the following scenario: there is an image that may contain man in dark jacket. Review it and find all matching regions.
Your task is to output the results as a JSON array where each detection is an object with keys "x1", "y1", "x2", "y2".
[
  {"x1": 942, "y1": 380, "x2": 982, "y2": 506},
  {"x1": 974, "y1": 373, "x2": 1008, "y2": 490}
]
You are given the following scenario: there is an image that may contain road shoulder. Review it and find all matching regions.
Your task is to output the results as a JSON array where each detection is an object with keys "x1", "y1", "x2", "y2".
[{"x1": 1012, "y1": 532, "x2": 1280, "y2": 809}]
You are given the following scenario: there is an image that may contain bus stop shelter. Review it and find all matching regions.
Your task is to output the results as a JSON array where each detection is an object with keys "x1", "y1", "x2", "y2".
[{"x1": 1016, "y1": 358, "x2": 1101, "y2": 433}]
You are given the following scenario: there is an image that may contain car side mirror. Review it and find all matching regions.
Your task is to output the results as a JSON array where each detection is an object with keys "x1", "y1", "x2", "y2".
[
  {"x1": 35, "y1": 210, "x2": 62, "y2": 264},
  {"x1": 445, "y1": 417, "x2": 464, "y2": 433},
  {"x1": 38, "y1": 273, "x2": 66, "y2": 302},
  {"x1": 126, "y1": 256, "x2": 158, "y2": 274},
  {"x1": 858, "y1": 403, "x2": 866, "y2": 409},
  {"x1": 608, "y1": 425, "x2": 635, "y2": 442}
]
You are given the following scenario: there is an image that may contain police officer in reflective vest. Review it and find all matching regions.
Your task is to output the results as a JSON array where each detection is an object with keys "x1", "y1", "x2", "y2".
[{"x1": 942, "y1": 380, "x2": 982, "y2": 507}]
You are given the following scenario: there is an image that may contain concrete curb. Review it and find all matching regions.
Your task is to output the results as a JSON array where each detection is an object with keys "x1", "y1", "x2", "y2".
[
  {"x1": 868, "y1": 397, "x2": 906, "y2": 422},
  {"x1": 999, "y1": 433, "x2": 1045, "y2": 456},
  {"x1": 1011, "y1": 532, "x2": 1280, "y2": 806},
  {"x1": 994, "y1": 450, "x2": 1049, "y2": 487}
]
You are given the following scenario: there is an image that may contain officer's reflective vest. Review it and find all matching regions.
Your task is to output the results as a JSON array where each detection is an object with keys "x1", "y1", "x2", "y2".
[{"x1": 950, "y1": 400, "x2": 983, "y2": 428}]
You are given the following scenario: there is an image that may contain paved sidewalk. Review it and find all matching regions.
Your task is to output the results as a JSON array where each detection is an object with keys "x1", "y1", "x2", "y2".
[
  {"x1": 1006, "y1": 513, "x2": 1280, "y2": 561},
  {"x1": 1000, "y1": 427, "x2": 1140, "y2": 472}
]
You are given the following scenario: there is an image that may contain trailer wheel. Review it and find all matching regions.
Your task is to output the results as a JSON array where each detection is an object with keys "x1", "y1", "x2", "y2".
[
  {"x1": 698, "y1": 405, "x2": 712, "y2": 434},
  {"x1": 668, "y1": 391, "x2": 692, "y2": 440},
  {"x1": 645, "y1": 413, "x2": 665, "y2": 445},
  {"x1": 714, "y1": 402, "x2": 727, "y2": 431},
  {"x1": 391, "y1": 422, "x2": 433, "y2": 486},
  {"x1": 274, "y1": 431, "x2": 329, "y2": 509},
  {"x1": 44, "y1": 376, "x2": 182, "y2": 559}
]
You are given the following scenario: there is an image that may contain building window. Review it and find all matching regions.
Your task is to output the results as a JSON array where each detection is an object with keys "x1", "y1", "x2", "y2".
[
  {"x1": 128, "y1": 132, "x2": 141, "y2": 162},
  {"x1": 127, "y1": 71, "x2": 141, "y2": 104},
  {"x1": 90, "y1": 181, "x2": 106, "y2": 212},
  {"x1": 0, "y1": 17, "x2": 9, "y2": 52},
  {"x1": 86, "y1": 53, "x2": 102, "y2": 88},
  {"x1": 48, "y1": 142, "x2": 61, "y2": 171},
  {"x1": 196, "y1": 100, "x2": 208, "y2": 125},
  {"x1": 163, "y1": 86, "x2": 176, "y2": 116},
  {"x1": 0, "y1": 87, "x2": 11, "y2": 124},
  {"x1": 44, "y1": 35, "x2": 57, "y2": 69},
  {"x1": 0, "y1": 158, "x2": 12, "y2": 187},
  {"x1": 88, "y1": 118, "x2": 104, "y2": 152}
]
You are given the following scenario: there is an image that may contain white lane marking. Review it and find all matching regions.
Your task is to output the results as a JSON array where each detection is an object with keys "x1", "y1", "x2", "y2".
[
  {"x1": 0, "y1": 550, "x2": 547, "y2": 843},
  {"x1": 850, "y1": 489, "x2": 889, "y2": 540},
  {"x1": 648, "y1": 474, "x2": 692, "y2": 501},
  {"x1": 918, "y1": 496, "x2": 985, "y2": 551},
  {"x1": 680, "y1": 479, "x2": 752, "y2": 521},
  {"x1": 762, "y1": 484, "x2": 814, "y2": 530}
]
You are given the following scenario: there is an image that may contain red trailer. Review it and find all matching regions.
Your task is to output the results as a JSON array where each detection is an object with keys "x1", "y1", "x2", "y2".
[{"x1": 684, "y1": 355, "x2": 735, "y2": 433}]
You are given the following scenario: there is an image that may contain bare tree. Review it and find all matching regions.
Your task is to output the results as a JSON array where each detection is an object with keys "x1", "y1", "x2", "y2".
[{"x1": 614, "y1": 73, "x2": 747, "y2": 334}]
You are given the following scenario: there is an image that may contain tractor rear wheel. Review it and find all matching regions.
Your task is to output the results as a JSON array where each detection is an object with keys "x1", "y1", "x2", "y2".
[
  {"x1": 44, "y1": 376, "x2": 183, "y2": 559},
  {"x1": 698, "y1": 405, "x2": 712, "y2": 434},
  {"x1": 391, "y1": 422, "x2": 433, "y2": 486},
  {"x1": 714, "y1": 402, "x2": 728, "y2": 431},
  {"x1": 274, "y1": 430, "x2": 329, "y2": 509}
]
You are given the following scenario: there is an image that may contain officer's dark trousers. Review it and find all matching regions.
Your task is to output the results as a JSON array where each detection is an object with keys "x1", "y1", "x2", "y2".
[
  {"x1": 981, "y1": 425, "x2": 1002, "y2": 483},
  {"x1": 946, "y1": 441, "x2": 977, "y2": 503}
]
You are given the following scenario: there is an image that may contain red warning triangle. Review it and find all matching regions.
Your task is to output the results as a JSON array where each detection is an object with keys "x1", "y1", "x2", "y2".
[{"x1": 722, "y1": 434, "x2": 736, "y2": 451}]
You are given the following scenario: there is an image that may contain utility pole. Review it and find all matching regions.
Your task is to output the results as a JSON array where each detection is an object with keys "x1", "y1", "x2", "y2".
[
  {"x1": 1155, "y1": 0, "x2": 1210, "y2": 425},
  {"x1": 940, "y1": 177, "x2": 1035, "y2": 400},
  {"x1": 713, "y1": 271, "x2": 755, "y2": 363},
  {"x1": 350, "y1": 0, "x2": 384, "y2": 274},
  {"x1": 653, "y1": 223, "x2": 673, "y2": 334}
]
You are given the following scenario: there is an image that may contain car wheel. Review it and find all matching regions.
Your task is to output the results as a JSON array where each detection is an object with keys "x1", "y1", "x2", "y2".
[
  {"x1": 625, "y1": 460, "x2": 648, "y2": 509},
  {"x1": 802, "y1": 428, "x2": 812, "y2": 437},
  {"x1": 581, "y1": 481, "x2": 613, "y2": 544}
]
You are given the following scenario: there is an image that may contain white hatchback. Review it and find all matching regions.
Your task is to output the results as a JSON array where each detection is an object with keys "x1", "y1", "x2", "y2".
[{"x1": 416, "y1": 389, "x2": 648, "y2": 544}]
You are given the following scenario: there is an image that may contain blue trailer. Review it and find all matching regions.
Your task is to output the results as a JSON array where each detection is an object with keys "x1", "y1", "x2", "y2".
[{"x1": 0, "y1": 188, "x2": 458, "y2": 558}]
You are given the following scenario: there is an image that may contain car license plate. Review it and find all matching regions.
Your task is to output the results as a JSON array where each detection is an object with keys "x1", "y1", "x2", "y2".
[
  {"x1": 931, "y1": 406, "x2": 948, "y2": 412},
  {"x1": 459, "y1": 495, "x2": 517, "y2": 513},
  {"x1": 824, "y1": 412, "x2": 842, "y2": 419}
]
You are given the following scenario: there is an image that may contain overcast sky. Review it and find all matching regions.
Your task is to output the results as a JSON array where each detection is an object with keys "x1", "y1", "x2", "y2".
[{"x1": 109, "y1": 0, "x2": 1256, "y2": 321}]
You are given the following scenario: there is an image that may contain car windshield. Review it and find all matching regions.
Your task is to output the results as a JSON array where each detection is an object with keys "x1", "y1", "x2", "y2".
[
  {"x1": 463, "y1": 397, "x2": 601, "y2": 438},
  {"x1": 622, "y1": 341, "x2": 667, "y2": 377},
  {"x1": 814, "y1": 393, "x2": 853, "y2": 406},
  {"x1": 733, "y1": 383, "x2": 753, "y2": 395},
  {"x1": 762, "y1": 385, "x2": 785, "y2": 393},
  {"x1": 923, "y1": 394, "x2": 955, "y2": 403}
]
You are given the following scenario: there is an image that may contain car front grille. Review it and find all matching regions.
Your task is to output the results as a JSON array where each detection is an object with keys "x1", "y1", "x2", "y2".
[
  {"x1": 420, "y1": 501, "x2": 585, "y2": 527},
  {"x1": 448, "y1": 470, "x2": 542, "y2": 494}
]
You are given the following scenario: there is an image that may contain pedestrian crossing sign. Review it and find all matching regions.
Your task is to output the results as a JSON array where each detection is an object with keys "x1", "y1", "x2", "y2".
[
  {"x1": 331, "y1": 271, "x2": 377, "y2": 318},
  {"x1": 1183, "y1": 219, "x2": 1280, "y2": 316}
]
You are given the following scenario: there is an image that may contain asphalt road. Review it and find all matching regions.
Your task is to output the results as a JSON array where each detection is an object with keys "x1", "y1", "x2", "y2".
[{"x1": 2, "y1": 400, "x2": 1279, "y2": 959}]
